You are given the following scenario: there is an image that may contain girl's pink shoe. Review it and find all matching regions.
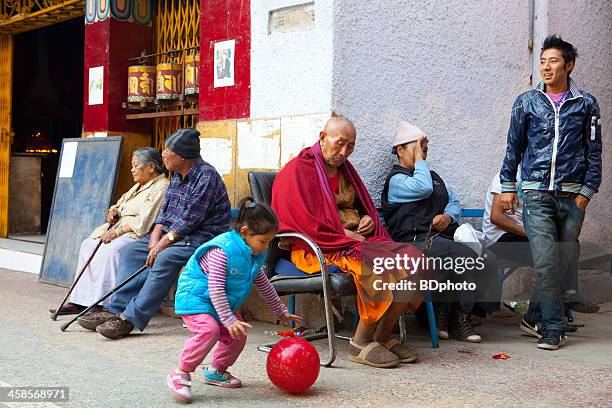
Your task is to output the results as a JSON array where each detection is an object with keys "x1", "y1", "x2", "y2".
[{"x1": 166, "y1": 370, "x2": 192, "y2": 403}]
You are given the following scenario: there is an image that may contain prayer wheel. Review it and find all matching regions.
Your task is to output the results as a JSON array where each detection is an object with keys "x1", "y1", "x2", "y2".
[
  {"x1": 184, "y1": 54, "x2": 200, "y2": 95},
  {"x1": 127, "y1": 65, "x2": 156, "y2": 103},
  {"x1": 156, "y1": 63, "x2": 182, "y2": 100}
]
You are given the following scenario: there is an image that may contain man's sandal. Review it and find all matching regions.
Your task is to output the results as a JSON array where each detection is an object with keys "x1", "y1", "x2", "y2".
[
  {"x1": 348, "y1": 340, "x2": 399, "y2": 368},
  {"x1": 380, "y1": 339, "x2": 417, "y2": 363}
]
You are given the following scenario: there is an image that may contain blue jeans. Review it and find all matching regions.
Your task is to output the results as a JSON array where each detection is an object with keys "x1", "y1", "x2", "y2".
[
  {"x1": 106, "y1": 237, "x2": 196, "y2": 331},
  {"x1": 522, "y1": 191, "x2": 584, "y2": 331}
]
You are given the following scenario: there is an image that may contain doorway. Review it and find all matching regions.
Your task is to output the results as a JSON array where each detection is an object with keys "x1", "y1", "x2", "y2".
[{"x1": 10, "y1": 18, "x2": 84, "y2": 235}]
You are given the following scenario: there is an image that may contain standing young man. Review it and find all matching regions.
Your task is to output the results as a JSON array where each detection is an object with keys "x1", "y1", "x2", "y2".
[{"x1": 499, "y1": 35, "x2": 602, "y2": 350}]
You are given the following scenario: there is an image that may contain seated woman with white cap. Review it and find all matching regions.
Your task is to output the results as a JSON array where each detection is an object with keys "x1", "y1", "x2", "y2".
[{"x1": 381, "y1": 121, "x2": 498, "y2": 343}]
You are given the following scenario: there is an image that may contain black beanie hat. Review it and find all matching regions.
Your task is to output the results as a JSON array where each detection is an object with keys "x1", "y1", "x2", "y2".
[{"x1": 165, "y1": 128, "x2": 201, "y2": 159}]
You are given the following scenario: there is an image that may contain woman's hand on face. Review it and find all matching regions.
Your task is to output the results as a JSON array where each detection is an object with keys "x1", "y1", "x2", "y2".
[
  {"x1": 278, "y1": 313, "x2": 303, "y2": 327},
  {"x1": 413, "y1": 137, "x2": 426, "y2": 161},
  {"x1": 356, "y1": 215, "x2": 375, "y2": 236},
  {"x1": 227, "y1": 320, "x2": 253, "y2": 339}
]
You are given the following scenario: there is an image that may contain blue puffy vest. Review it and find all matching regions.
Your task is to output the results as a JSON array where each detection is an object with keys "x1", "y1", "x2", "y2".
[{"x1": 174, "y1": 230, "x2": 265, "y2": 320}]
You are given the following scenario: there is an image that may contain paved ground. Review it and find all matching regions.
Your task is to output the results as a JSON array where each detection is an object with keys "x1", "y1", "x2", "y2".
[{"x1": 1, "y1": 268, "x2": 611, "y2": 408}]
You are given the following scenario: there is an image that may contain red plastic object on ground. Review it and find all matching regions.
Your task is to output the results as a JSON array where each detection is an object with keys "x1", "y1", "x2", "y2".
[
  {"x1": 492, "y1": 353, "x2": 511, "y2": 360},
  {"x1": 266, "y1": 337, "x2": 320, "y2": 394}
]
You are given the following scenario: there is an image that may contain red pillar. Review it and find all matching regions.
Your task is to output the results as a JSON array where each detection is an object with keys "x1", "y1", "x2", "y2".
[
  {"x1": 83, "y1": 18, "x2": 153, "y2": 134},
  {"x1": 199, "y1": 0, "x2": 251, "y2": 121}
]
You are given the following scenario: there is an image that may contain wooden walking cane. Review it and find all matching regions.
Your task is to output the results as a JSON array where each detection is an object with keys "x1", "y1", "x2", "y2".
[{"x1": 50, "y1": 223, "x2": 114, "y2": 321}]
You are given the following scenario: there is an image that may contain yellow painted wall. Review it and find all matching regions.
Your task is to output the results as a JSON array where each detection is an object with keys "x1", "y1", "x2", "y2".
[
  {"x1": 196, "y1": 120, "x2": 237, "y2": 204},
  {"x1": 197, "y1": 112, "x2": 333, "y2": 207}
]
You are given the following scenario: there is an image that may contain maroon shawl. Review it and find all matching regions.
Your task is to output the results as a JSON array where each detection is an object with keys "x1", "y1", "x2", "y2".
[{"x1": 272, "y1": 143, "x2": 392, "y2": 256}]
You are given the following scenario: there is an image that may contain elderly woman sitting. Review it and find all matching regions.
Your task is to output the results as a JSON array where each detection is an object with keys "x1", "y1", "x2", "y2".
[
  {"x1": 272, "y1": 116, "x2": 425, "y2": 368},
  {"x1": 382, "y1": 121, "x2": 499, "y2": 343},
  {"x1": 51, "y1": 147, "x2": 169, "y2": 315}
]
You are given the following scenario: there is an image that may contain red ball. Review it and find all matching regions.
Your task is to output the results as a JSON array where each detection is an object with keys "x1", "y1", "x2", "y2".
[{"x1": 266, "y1": 337, "x2": 320, "y2": 394}]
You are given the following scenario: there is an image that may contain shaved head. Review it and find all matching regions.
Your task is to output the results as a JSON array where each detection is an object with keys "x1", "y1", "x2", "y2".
[
  {"x1": 323, "y1": 116, "x2": 356, "y2": 137},
  {"x1": 319, "y1": 116, "x2": 357, "y2": 170}
]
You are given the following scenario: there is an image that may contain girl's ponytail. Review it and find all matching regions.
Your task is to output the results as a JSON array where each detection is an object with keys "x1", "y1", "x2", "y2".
[{"x1": 233, "y1": 196, "x2": 279, "y2": 235}]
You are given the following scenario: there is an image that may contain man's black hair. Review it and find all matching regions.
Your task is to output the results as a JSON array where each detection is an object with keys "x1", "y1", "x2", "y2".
[{"x1": 541, "y1": 34, "x2": 578, "y2": 75}]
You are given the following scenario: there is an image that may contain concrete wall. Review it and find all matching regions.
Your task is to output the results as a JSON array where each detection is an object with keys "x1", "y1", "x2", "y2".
[
  {"x1": 546, "y1": 0, "x2": 612, "y2": 241},
  {"x1": 332, "y1": 0, "x2": 611, "y2": 241},
  {"x1": 250, "y1": 0, "x2": 334, "y2": 118},
  {"x1": 332, "y1": 0, "x2": 531, "y2": 213}
]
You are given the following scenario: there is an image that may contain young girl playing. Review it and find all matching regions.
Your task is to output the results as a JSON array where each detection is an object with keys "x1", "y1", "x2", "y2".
[{"x1": 166, "y1": 197, "x2": 301, "y2": 403}]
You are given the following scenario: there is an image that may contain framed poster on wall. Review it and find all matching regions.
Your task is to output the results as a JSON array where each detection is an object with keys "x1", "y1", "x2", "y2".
[{"x1": 213, "y1": 39, "x2": 235, "y2": 88}]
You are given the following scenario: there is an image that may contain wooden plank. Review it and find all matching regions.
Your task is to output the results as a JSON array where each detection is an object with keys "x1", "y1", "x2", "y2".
[
  {"x1": 0, "y1": 34, "x2": 13, "y2": 237},
  {"x1": 126, "y1": 108, "x2": 199, "y2": 120}
]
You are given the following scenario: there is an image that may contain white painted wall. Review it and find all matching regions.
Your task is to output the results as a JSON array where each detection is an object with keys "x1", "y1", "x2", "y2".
[
  {"x1": 250, "y1": 0, "x2": 333, "y2": 118},
  {"x1": 332, "y1": 0, "x2": 531, "y2": 211},
  {"x1": 248, "y1": 0, "x2": 610, "y2": 241},
  {"x1": 331, "y1": 0, "x2": 611, "y2": 241}
]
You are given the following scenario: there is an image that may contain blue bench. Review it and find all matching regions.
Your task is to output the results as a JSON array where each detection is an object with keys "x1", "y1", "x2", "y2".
[{"x1": 461, "y1": 208, "x2": 485, "y2": 218}]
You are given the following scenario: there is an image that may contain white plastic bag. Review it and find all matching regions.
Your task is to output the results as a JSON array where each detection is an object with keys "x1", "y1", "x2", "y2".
[{"x1": 453, "y1": 223, "x2": 485, "y2": 256}]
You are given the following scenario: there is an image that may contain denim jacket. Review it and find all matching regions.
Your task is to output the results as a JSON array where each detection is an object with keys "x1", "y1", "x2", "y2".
[{"x1": 500, "y1": 78, "x2": 602, "y2": 199}]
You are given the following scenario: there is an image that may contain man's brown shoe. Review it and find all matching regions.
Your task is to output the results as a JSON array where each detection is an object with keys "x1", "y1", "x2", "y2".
[
  {"x1": 77, "y1": 310, "x2": 115, "y2": 331},
  {"x1": 96, "y1": 316, "x2": 134, "y2": 340}
]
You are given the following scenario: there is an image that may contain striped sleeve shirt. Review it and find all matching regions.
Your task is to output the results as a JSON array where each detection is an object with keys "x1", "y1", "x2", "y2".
[{"x1": 198, "y1": 247, "x2": 289, "y2": 327}]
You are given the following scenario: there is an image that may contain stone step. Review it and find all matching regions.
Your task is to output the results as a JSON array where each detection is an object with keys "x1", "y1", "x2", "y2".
[{"x1": 0, "y1": 237, "x2": 44, "y2": 275}]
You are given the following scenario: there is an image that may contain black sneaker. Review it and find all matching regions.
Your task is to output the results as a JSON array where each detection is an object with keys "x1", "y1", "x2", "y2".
[
  {"x1": 452, "y1": 307, "x2": 481, "y2": 343},
  {"x1": 520, "y1": 318, "x2": 543, "y2": 339},
  {"x1": 537, "y1": 329, "x2": 566, "y2": 350}
]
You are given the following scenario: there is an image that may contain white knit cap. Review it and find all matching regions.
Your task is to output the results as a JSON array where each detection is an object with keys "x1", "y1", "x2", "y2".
[{"x1": 392, "y1": 120, "x2": 426, "y2": 147}]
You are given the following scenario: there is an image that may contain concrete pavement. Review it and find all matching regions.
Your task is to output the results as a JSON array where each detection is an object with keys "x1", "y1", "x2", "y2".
[{"x1": 1, "y1": 268, "x2": 611, "y2": 408}]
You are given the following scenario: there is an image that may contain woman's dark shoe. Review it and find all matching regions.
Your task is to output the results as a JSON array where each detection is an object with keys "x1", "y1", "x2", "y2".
[{"x1": 48, "y1": 302, "x2": 86, "y2": 316}]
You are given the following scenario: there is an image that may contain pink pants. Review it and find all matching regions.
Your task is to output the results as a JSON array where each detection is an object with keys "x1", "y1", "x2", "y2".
[{"x1": 178, "y1": 313, "x2": 247, "y2": 373}]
